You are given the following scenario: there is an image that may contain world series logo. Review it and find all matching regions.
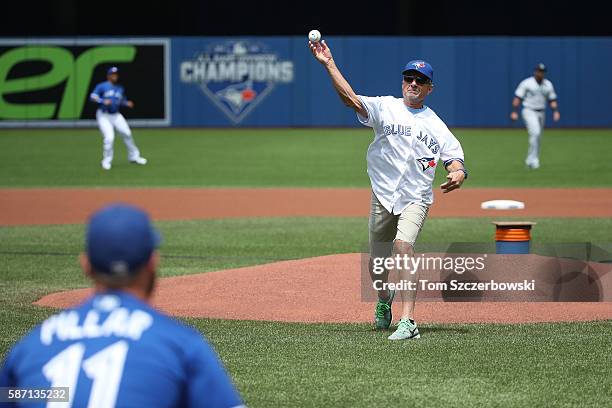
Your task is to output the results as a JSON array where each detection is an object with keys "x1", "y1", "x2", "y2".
[{"x1": 180, "y1": 40, "x2": 294, "y2": 124}]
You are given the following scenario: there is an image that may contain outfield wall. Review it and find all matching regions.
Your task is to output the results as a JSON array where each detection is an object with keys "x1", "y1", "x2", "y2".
[{"x1": 1, "y1": 37, "x2": 611, "y2": 127}]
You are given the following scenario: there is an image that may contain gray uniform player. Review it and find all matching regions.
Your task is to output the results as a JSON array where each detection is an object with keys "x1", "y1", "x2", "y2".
[{"x1": 510, "y1": 63, "x2": 560, "y2": 169}]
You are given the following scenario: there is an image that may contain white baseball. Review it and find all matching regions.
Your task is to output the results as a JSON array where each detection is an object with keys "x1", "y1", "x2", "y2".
[{"x1": 308, "y1": 30, "x2": 321, "y2": 43}]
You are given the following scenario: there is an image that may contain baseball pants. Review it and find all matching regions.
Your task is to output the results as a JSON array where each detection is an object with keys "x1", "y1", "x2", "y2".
[
  {"x1": 96, "y1": 110, "x2": 141, "y2": 163},
  {"x1": 522, "y1": 108, "x2": 546, "y2": 167}
]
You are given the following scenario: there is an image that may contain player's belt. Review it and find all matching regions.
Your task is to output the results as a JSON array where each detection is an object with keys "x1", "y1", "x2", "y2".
[{"x1": 525, "y1": 107, "x2": 545, "y2": 112}]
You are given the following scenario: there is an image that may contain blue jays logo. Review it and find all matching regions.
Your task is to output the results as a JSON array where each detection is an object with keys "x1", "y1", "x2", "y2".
[
  {"x1": 180, "y1": 41, "x2": 294, "y2": 124},
  {"x1": 412, "y1": 61, "x2": 426, "y2": 69},
  {"x1": 417, "y1": 157, "x2": 436, "y2": 171}
]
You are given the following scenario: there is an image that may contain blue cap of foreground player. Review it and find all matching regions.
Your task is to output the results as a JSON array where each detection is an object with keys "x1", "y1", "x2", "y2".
[
  {"x1": 402, "y1": 60, "x2": 433, "y2": 81},
  {"x1": 86, "y1": 204, "x2": 161, "y2": 277},
  {"x1": 107, "y1": 66, "x2": 119, "y2": 75}
]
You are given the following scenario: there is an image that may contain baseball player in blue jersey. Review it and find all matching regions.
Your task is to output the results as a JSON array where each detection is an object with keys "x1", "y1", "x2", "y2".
[
  {"x1": 0, "y1": 204, "x2": 245, "y2": 408},
  {"x1": 510, "y1": 63, "x2": 560, "y2": 169},
  {"x1": 90, "y1": 67, "x2": 147, "y2": 170}
]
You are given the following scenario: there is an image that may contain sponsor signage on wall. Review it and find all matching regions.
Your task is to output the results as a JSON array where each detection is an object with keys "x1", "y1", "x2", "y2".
[{"x1": 0, "y1": 38, "x2": 170, "y2": 127}]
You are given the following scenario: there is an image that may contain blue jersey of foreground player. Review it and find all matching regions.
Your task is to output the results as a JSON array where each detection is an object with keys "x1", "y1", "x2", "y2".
[
  {"x1": 0, "y1": 291, "x2": 244, "y2": 408},
  {"x1": 90, "y1": 81, "x2": 129, "y2": 114}
]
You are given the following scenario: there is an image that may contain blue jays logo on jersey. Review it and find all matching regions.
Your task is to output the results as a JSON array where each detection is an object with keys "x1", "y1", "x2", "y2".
[
  {"x1": 180, "y1": 41, "x2": 294, "y2": 124},
  {"x1": 103, "y1": 90, "x2": 122, "y2": 98},
  {"x1": 417, "y1": 157, "x2": 436, "y2": 171}
]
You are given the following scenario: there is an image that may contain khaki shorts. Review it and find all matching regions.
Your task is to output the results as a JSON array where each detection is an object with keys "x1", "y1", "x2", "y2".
[{"x1": 369, "y1": 193, "x2": 429, "y2": 258}]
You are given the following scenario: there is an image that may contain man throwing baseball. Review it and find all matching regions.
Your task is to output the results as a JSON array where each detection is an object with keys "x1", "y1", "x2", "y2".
[
  {"x1": 1, "y1": 204, "x2": 245, "y2": 407},
  {"x1": 511, "y1": 63, "x2": 560, "y2": 169},
  {"x1": 90, "y1": 67, "x2": 147, "y2": 170},
  {"x1": 309, "y1": 40, "x2": 467, "y2": 340}
]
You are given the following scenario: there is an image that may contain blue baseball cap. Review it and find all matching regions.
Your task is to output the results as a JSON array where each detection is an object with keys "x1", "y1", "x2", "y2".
[
  {"x1": 86, "y1": 204, "x2": 161, "y2": 277},
  {"x1": 402, "y1": 60, "x2": 434, "y2": 81},
  {"x1": 107, "y1": 66, "x2": 119, "y2": 75}
]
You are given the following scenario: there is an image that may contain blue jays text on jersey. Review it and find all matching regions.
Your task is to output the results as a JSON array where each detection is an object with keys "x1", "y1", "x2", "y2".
[
  {"x1": 415, "y1": 130, "x2": 440, "y2": 154},
  {"x1": 383, "y1": 124, "x2": 412, "y2": 137},
  {"x1": 382, "y1": 124, "x2": 440, "y2": 154},
  {"x1": 0, "y1": 291, "x2": 244, "y2": 408},
  {"x1": 90, "y1": 81, "x2": 129, "y2": 114}
]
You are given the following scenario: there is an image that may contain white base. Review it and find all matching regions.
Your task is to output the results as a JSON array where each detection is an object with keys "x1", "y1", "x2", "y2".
[{"x1": 481, "y1": 200, "x2": 525, "y2": 210}]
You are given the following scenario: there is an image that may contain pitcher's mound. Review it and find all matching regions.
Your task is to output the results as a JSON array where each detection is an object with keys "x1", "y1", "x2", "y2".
[{"x1": 35, "y1": 254, "x2": 612, "y2": 324}]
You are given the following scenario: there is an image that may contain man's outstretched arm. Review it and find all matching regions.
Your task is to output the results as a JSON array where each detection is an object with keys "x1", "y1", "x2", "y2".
[{"x1": 308, "y1": 40, "x2": 367, "y2": 118}]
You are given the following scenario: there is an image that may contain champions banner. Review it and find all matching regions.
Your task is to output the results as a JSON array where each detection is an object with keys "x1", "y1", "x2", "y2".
[{"x1": 171, "y1": 37, "x2": 297, "y2": 126}]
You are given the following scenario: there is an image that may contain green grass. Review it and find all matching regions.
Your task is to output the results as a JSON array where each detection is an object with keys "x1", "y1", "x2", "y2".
[
  {"x1": 1, "y1": 217, "x2": 611, "y2": 406},
  {"x1": 196, "y1": 319, "x2": 612, "y2": 407},
  {"x1": 0, "y1": 128, "x2": 611, "y2": 187}
]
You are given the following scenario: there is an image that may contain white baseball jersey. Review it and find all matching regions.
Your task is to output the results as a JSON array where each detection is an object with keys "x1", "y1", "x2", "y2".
[
  {"x1": 514, "y1": 77, "x2": 557, "y2": 110},
  {"x1": 357, "y1": 95, "x2": 464, "y2": 214}
]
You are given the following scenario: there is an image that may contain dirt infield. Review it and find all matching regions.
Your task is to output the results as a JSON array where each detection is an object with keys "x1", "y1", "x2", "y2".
[
  {"x1": 36, "y1": 253, "x2": 612, "y2": 323},
  {"x1": 1, "y1": 187, "x2": 611, "y2": 225}
]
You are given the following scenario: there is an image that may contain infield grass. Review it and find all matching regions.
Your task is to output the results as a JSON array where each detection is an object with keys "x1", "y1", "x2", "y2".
[
  {"x1": 0, "y1": 128, "x2": 611, "y2": 187},
  {"x1": 196, "y1": 319, "x2": 612, "y2": 407},
  {"x1": 1, "y1": 217, "x2": 611, "y2": 407}
]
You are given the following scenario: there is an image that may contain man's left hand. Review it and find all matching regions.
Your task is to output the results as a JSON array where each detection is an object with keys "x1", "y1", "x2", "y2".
[
  {"x1": 553, "y1": 110, "x2": 560, "y2": 122},
  {"x1": 440, "y1": 170, "x2": 465, "y2": 193},
  {"x1": 126, "y1": 100, "x2": 135, "y2": 108}
]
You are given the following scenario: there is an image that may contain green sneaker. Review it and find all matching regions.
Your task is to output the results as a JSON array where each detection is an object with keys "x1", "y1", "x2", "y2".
[
  {"x1": 388, "y1": 318, "x2": 420, "y2": 340},
  {"x1": 374, "y1": 289, "x2": 395, "y2": 330}
]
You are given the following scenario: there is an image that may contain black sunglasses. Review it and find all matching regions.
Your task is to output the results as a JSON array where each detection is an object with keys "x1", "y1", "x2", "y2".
[{"x1": 403, "y1": 75, "x2": 430, "y2": 85}]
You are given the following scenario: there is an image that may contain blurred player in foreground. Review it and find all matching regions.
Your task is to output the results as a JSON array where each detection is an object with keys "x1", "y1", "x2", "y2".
[
  {"x1": 309, "y1": 40, "x2": 467, "y2": 340},
  {"x1": 511, "y1": 63, "x2": 560, "y2": 169},
  {"x1": 90, "y1": 67, "x2": 148, "y2": 170},
  {"x1": 0, "y1": 204, "x2": 245, "y2": 408}
]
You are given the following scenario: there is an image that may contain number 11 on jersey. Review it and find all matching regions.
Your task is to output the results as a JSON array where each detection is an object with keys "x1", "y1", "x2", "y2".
[{"x1": 42, "y1": 341, "x2": 129, "y2": 408}]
